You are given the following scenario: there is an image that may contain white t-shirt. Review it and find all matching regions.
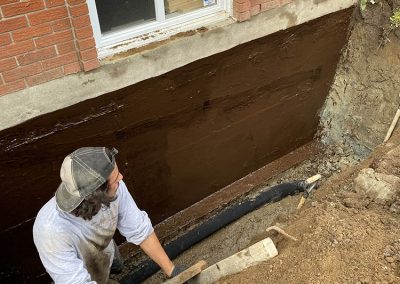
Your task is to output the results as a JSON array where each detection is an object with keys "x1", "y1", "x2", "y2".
[{"x1": 33, "y1": 180, "x2": 153, "y2": 283}]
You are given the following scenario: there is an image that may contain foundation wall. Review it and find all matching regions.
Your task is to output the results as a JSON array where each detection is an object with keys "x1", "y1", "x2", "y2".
[
  {"x1": 0, "y1": 0, "x2": 357, "y2": 131},
  {"x1": 0, "y1": 9, "x2": 352, "y2": 282}
]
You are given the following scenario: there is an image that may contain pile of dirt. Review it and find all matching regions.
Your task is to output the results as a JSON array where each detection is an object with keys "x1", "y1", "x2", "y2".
[{"x1": 220, "y1": 134, "x2": 400, "y2": 283}]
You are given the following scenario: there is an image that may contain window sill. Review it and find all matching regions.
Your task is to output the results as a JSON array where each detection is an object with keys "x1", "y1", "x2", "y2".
[{"x1": 97, "y1": 10, "x2": 232, "y2": 59}]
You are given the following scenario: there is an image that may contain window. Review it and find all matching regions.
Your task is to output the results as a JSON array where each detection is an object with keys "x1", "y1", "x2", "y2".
[{"x1": 87, "y1": 0, "x2": 230, "y2": 57}]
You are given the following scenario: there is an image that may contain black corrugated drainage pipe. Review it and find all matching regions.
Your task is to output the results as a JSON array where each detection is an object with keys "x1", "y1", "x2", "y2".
[{"x1": 121, "y1": 181, "x2": 308, "y2": 284}]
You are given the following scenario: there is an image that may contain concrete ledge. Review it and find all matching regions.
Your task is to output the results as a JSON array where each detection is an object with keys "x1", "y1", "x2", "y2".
[{"x1": 0, "y1": 0, "x2": 356, "y2": 131}]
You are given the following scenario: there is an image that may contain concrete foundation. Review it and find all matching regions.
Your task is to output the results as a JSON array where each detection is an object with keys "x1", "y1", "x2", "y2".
[{"x1": 0, "y1": 0, "x2": 356, "y2": 131}]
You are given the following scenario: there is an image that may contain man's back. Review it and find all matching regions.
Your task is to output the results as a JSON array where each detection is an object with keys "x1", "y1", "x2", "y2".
[
  {"x1": 33, "y1": 195, "x2": 118, "y2": 283},
  {"x1": 32, "y1": 147, "x2": 175, "y2": 283},
  {"x1": 34, "y1": 179, "x2": 154, "y2": 283}
]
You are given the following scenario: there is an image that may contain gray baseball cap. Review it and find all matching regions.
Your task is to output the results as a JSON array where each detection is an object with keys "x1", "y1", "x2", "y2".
[{"x1": 55, "y1": 147, "x2": 118, "y2": 212}]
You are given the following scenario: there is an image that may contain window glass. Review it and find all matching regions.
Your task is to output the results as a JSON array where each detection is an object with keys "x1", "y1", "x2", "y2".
[
  {"x1": 165, "y1": 0, "x2": 217, "y2": 17},
  {"x1": 95, "y1": 0, "x2": 156, "y2": 34}
]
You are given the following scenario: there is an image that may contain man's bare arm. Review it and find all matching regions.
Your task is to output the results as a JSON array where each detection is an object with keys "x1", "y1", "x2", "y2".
[{"x1": 139, "y1": 231, "x2": 175, "y2": 276}]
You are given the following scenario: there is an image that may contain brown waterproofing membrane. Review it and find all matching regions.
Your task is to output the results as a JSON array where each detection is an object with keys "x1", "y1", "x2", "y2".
[{"x1": 0, "y1": 9, "x2": 352, "y2": 282}]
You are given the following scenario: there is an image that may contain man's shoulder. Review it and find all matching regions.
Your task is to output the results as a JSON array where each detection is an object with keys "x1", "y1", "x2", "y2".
[
  {"x1": 116, "y1": 180, "x2": 131, "y2": 200},
  {"x1": 35, "y1": 196, "x2": 57, "y2": 218},
  {"x1": 33, "y1": 197, "x2": 70, "y2": 237}
]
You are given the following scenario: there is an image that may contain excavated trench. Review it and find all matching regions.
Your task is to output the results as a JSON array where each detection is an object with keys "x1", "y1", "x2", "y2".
[{"x1": 0, "y1": 8, "x2": 354, "y2": 283}]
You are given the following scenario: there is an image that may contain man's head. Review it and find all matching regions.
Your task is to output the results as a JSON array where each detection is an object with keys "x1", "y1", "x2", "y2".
[{"x1": 56, "y1": 147, "x2": 119, "y2": 213}]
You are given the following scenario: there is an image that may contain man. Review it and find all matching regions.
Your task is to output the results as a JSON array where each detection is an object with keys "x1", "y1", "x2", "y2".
[{"x1": 33, "y1": 147, "x2": 180, "y2": 283}]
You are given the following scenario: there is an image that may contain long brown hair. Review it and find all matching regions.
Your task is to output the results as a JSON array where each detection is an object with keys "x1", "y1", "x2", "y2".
[{"x1": 71, "y1": 183, "x2": 113, "y2": 220}]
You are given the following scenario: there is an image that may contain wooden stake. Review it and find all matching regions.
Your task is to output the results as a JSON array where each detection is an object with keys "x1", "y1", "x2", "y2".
[
  {"x1": 305, "y1": 174, "x2": 322, "y2": 184},
  {"x1": 384, "y1": 108, "x2": 400, "y2": 142},
  {"x1": 163, "y1": 260, "x2": 207, "y2": 284},
  {"x1": 266, "y1": 225, "x2": 298, "y2": 241},
  {"x1": 297, "y1": 174, "x2": 322, "y2": 210},
  {"x1": 297, "y1": 196, "x2": 306, "y2": 210},
  {"x1": 190, "y1": 238, "x2": 278, "y2": 284}
]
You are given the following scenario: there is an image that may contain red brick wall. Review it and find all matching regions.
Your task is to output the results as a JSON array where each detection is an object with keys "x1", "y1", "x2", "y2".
[
  {"x1": 233, "y1": 0, "x2": 293, "y2": 22},
  {"x1": 0, "y1": 0, "x2": 100, "y2": 96},
  {"x1": 0, "y1": 0, "x2": 294, "y2": 96}
]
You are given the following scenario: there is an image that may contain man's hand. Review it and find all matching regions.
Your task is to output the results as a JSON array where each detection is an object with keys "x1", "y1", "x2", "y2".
[
  {"x1": 138, "y1": 232, "x2": 187, "y2": 279},
  {"x1": 169, "y1": 265, "x2": 186, "y2": 278}
]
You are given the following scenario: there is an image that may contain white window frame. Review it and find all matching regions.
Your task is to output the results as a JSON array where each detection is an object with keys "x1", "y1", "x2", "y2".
[{"x1": 87, "y1": 0, "x2": 231, "y2": 58}]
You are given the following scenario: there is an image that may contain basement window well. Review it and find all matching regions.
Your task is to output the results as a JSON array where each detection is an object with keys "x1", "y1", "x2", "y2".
[{"x1": 88, "y1": 0, "x2": 230, "y2": 57}]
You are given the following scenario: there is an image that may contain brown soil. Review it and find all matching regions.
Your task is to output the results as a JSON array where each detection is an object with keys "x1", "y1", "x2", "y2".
[
  {"x1": 218, "y1": 132, "x2": 400, "y2": 284},
  {"x1": 320, "y1": 0, "x2": 400, "y2": 156}
]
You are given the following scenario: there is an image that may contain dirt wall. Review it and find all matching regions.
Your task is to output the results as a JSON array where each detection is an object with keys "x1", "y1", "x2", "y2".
[{"x1": 320, "y1": 0, "x2": 400, "y2": 156}]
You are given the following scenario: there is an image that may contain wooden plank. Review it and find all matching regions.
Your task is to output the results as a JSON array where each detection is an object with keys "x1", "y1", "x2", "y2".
[
  {"x1": 190, "y1": 238, "x2": 278, "y2": 284},
  {"x1": 163, "y1": 260, "x2": 208, "y2": 284}
]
